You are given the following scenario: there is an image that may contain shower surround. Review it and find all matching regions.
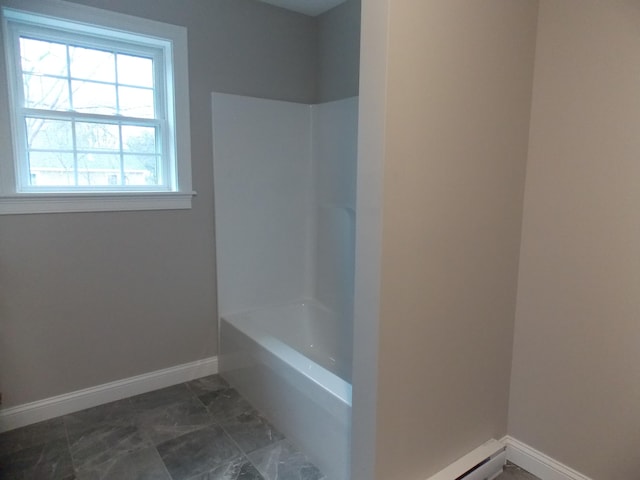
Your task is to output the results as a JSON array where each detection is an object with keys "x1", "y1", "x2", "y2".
[{"x1": 212, "y1": 92, "x2": 358, "y2": 480}]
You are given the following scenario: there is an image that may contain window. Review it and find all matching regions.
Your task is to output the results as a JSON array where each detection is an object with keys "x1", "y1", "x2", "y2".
[{"x1": 1, "y1": 0, "x2": 193, "y2": 214}]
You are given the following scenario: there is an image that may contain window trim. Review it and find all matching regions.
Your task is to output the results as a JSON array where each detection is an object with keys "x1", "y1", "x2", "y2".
[{"x1": 0, "y1": 0, "x2": 194, "y2": 214}]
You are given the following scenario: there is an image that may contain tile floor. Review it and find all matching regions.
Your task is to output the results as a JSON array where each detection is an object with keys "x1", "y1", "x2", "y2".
[
  {"x1": 0, "y1": 374, "x2": 541, "y2": 480},
  {"x1": 0, "y1": 375, "x2": 326, "y2": 480},
  {"x1": 496, "y1": 462, "x2": 540, "y2": 480}
]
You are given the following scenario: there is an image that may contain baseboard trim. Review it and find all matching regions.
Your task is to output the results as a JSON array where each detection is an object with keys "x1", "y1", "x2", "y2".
[
  {"x1": 0, "y1": 356, "x2": 218, "y2": 433},
  {"x1": 502, "y1": 436, "x2": 593, "y2": 480}
]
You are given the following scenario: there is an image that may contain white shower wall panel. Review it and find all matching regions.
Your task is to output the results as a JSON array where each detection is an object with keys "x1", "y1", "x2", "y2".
[
  {"x1": 213, "y1": 93, "x2": 358, "y2": 480},
  {"x1": 312, "y1": 98, "x2": 358, "y2": 208},
  {"x1": 212, "y1": 93, "x2": 313, "y2": 316},
  {"x1": 311, "y1": 98, "x2": 358, "y2": 321}
]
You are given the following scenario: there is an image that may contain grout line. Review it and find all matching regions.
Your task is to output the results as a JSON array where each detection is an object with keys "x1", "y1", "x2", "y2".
[
  {"x1": 153, "y1": 380, "x2": 248, "y2": 479},
  {"x1": 197, "y1": 388, "x2": 286, "y2": 480},
  {"x1": 61, "y1": 415, "x2": 79, "y2": 475},
  {"x1": 154, "y1": 443, "x2": 176, "y2": 480},
  {"x1": 246, "y1": 452, "x2": 267, "y2": 479},
  {"x1": 181, "y1": 380, "x2": 202, "y2": 404},
  {"x1": 246, "y1": 438, "x2": 288, "y2": 480}
]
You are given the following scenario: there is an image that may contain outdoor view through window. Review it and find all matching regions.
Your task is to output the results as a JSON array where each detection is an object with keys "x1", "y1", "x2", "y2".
[{"x1": 20, "y1": 37, "x2": 162, "y2": 188}]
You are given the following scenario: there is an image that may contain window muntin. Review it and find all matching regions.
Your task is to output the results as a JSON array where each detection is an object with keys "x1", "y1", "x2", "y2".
[{"x1": 7, "y1": 22, "x2": 169, "y2": 192}]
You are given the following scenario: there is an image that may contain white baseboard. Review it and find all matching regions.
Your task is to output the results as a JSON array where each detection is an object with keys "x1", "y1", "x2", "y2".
[
  {"x1": 0, "y1": 356, "x2": 218, "y2": 433},
  {"x1": 426, "y1": 439, "x2": 506, "y2": 480},
  {"x1": 502, "y1": 436, "x2": 593, "y2": 480}
]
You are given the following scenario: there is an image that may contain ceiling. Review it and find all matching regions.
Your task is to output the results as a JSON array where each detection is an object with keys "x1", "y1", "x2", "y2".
[{"x1": 258, "y1": 0, "x2": 347, "y2": 16}]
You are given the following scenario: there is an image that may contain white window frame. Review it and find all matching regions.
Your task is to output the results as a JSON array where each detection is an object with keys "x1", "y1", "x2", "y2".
[{"x1": 0, "y1": 0, "x2": 193, "y2": 214}]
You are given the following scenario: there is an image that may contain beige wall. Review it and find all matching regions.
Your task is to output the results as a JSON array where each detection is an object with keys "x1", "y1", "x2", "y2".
[
  {"x1": 365, "y1": 1, "x2": 539, "y2": 478},
  {"x1": 0, "y1": 0, "x2": 317, "y2": 407},
  {"x1": 509, "y1": 1, "x2": 640, "y2": 479}
]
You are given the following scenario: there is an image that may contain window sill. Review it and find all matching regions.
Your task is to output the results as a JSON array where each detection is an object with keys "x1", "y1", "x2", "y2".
[{"x1": 0, "y1": 191, "x2": 196, "y2": 215}]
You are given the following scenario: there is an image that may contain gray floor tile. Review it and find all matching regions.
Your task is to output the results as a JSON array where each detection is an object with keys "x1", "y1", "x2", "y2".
[
  {"x1": 0, "y1": 438, "x2": 75, "y2": 480},
  {"x1": 0, "y1": 417, "x2": 67, "y2": 455},
  {"x1": 219, "y1": 409, "x2": 284, "y2": 454},
  {"x1": 186, "y1": 375, "x2": 230, "y2": 397},
  {"x1": 496, "y1": 462, "x2": 540, "y2": 480},
  {"x1": 248, "y1": 440, "x2": 324, "y2": 480},
  {"x1": 136, "y1": 396, "x2": 215, "y2": 445},
  {"x1": 157, "y1": 425, "x2": 241, "y2": 480},
  {"x1": 198, "y1": 388, "x2": 254, "y2": 422},
  {"x1": 129, "y1": 384, "x2": 195, "y2": 412},
  {"x1": 2, "y1": 379, "x2": 328, "y2": 480},
  {"x1": 75, "y1": 446, "x2": 171, "y2": 480},
  {"x1": 68, "y1": 423, "x2": 149, "y2": 470},
  {"x1": 64, "y1": 398, "x2": 136, "y2": 437},
  {"x1": 186, "y1": 455, "x2": 265, "y2": 480}
]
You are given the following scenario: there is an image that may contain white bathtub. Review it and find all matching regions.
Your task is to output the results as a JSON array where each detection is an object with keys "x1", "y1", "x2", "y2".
[{"x1": 219, "y1": 301, "x2": 352, "y2": 480}]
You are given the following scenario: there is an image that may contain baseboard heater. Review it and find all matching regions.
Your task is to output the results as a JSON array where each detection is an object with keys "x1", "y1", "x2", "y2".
[{"x1": 426, "y1": 439, "x2": 506, "y2": 480}]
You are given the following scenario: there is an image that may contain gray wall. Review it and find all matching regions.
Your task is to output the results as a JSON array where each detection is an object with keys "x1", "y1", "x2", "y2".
[
  {"x1": 509, "y1": 1, "x2": 640, "y2": 478},
  {"x1": 317, "y1": 0, "x2": 360, "y2": 102},
  {"x1": 0, "y1": 0, "x2": 317, "y2": 407},
  {"x1": 354, "y1": 1, "x2": 539, "y2": 478}
]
